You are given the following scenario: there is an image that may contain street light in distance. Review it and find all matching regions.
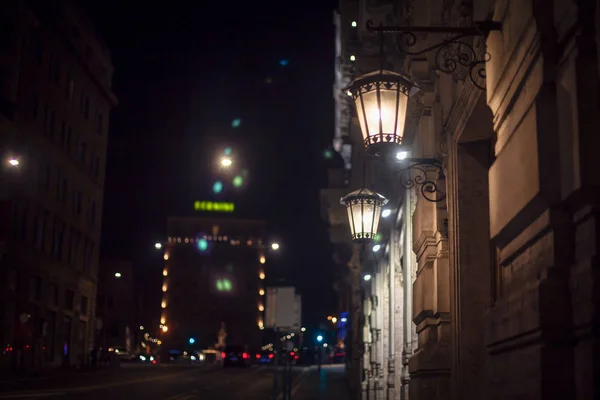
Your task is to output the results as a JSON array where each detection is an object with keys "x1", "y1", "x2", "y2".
[
  {"x1": 155, "y1": 242, "x2": 162, "y2": 250},
  {"x1": 271, "y1": 242, "x2": 280, "y2": 251},
  {"x1": 221, "y1": 157, "x2": 232, "y2": 167},
  {"x1": 114, "y1": 272, "x2": 122, "y2": 278}
]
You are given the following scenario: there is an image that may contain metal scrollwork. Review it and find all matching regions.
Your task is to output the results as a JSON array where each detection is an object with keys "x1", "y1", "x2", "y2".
[
  {"x1": 397, "y1": 160, "x2": 446, "y2": 202},
  {"x1": 365, "y1": 20, "x2": 501, "y2": 90}
]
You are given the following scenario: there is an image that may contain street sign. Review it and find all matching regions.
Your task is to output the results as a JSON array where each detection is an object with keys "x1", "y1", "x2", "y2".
[{"x1": 265, "y1": 287, "x2": 301, "y2": 331}]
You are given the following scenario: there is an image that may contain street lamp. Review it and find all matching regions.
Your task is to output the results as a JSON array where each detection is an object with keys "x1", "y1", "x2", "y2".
[
  {"x1": 155, "y1": 242, "x2": 162, "y2": 249},
  {"x1": 7, "y1": 158, "x2": 19, "y2": 167},
  {"x1": 114, "y1": 272, "x2": 122, "y2": 278},
  {"x1": 340, "y1": 188, "x2": 388, "y2": 244},
  {"x1": 345, "y1": 70, "x2": 419, "y2": 155},
  {"x1": 271, "y1": 242, "x2": 280, "y2": 251},
  {"x1": 221, "y1": 157, "x2": 232, "y2": 167}
]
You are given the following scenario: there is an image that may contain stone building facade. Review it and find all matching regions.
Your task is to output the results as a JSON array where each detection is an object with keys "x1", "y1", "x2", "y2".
[
  {"x1": 322, "y1": 0, "x2": 600, "y2": 399},
  {"x1": 0, "y1": 0, "x2": 117, "y2": 371}
]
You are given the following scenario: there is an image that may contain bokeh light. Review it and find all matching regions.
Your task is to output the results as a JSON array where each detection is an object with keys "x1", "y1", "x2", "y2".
[
  {"x1": 212, "y1": 181, "x2": 223, "y2": 194},
  {"x1": 197, "y1": 239, "x2": 208, "y2": 252},
  {"x1": 232, "y1": 176, "x2": 243, "y2": 188},
  {"x1": 231, "y1": 118, "x2": 241, "y2": 128},
  {"x1": 323, "y1": 149, "x2": 333, "y2": 160},
  {"x1": 216, "y1": 279, "x2": 232, "y2": 292},
  {"x1": 224, "y1": 147, "x2": 232, "y2": 156},
  {"x1": 279, "y1": 59, "x2": 289, "y2": 66}
]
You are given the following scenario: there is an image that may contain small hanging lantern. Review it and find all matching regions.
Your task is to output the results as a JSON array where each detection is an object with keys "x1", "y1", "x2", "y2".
[{"x1": 340, "y1": 188, "x2": 388, "y2": 243}]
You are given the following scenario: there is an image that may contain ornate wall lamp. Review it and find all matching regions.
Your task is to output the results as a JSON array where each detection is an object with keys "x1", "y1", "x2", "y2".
[{"x1": 340, "y1": 17, "x2": 501, "y2": 243}]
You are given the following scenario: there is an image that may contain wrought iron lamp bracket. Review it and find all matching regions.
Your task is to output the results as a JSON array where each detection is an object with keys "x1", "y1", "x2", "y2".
[
  {"x1": 393, "y1": 158, "x2": 446, "y2": 202},
  {"x1": 366, "y1": 20, "x2": 502, "y2": 90}
]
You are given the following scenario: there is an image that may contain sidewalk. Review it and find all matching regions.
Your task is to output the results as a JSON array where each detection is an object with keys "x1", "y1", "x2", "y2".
[{"x1": 292, "y1": 364, "x2": 350, "y2": 400}]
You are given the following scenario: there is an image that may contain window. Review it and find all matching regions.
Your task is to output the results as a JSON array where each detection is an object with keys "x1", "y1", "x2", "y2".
[
  {"x1": 84, "y1": 97, "x2": 90, "y2": 119},
  {"x1": 52, "y1": 59, "x2": 60, "y2": 83},
  {"x1": 49, "y1": 283, "x2": 59, "y2": 306},
  {"x1": 92, "y1": 154, "x2": 100, "y2": 179},
  {"x1": 38, "y1": 162, "x2": 50, "y2": 192},
  {"x1": 83, "y1": 239, "x2": 95, "y2": 272},
  {"x1": 68, "y1": 228, "x2": 80, "y2": 265},
  {"x1": 76, "y1": 142, "x2": 86, "y2": 164},
  {"x1": 80, "y1": 296, "x2": 88, "y2": 315},
  {"x1": 30, "y1": 276, "x2": 42, "y2": 301},
  {"x1": 52, "y1": 220, "x2": 64, "y2": 260},
  {"x1": 66, "y1": 74, "x2": 74, "y2": 100},
  {"x1": 32, "y1": 32, "x2": 43, "y2": 65},
  {"x1": 60, "y1": 121, "x2": 66, "y2": 144},
  {"x1": 32, "y1": 93, "x2": 38, "y2": 119},
  {"x1": 88, "y1": 200, "x2": 96, "y2": 226},
  {"x1": 50, "y1": 111, "x2": 55, "y2": 136},
  {"x1": 66, "y1": 126, "x2": 72, "y2": 153},
  {"x1": 65, "y1": 290, "x2": 74, "y2": 310},
  {"x1": 12, "y1": 202, "x2": 28, "y2": 241},
  {"x1": 34, "y1": 211, "x2": 48, "y2": 251},
  {"x1": 72, "y1": 190, "x2": 81, "y2": 216},
  {"x1": 96, "y1": 113, "x2": 103, "y2": 135}
]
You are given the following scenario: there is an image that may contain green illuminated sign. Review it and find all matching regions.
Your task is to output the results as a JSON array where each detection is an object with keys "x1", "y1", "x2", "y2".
[{"x1": 194, "y1": 201, "x2": 235, "y2": 212}]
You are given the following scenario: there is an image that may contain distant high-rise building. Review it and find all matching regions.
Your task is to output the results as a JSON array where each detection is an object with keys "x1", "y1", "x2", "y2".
[
  {"x1": 160, "y1": 217, "x2": 267, "y2": 351},
  {"x1": 0, "y1": 0, "x2": 117, "y2": 370}
]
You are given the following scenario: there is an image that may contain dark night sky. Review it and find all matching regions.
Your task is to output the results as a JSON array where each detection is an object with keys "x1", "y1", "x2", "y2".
[{"x1": 84, "y1": 1, "x2": 339, "y2": 328}]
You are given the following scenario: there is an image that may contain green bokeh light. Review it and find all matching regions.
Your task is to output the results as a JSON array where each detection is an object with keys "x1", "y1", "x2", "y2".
[
  {"x1": 216, "y1": 279, "x2": 232, "y2": 292},
  {"x1": 224, "y1": 147, "x2": 232, "y2": 156},
  {"x1": 231, "y1": 119, "x2": 241, "y2": 128},
  {"x1": 232, "y1": 176, "x2": 243, "y2": 188},
  {"x1": 197, "y1": 239, "x2": 208, "y2": 252},
  {"x1": 323, "y1": 149, "x2": 333, "y2": 159}
]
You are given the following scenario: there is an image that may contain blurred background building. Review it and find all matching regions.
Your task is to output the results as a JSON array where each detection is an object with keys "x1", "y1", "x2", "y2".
[
  {"x1": 95, "y1": 260, "x2": 135, "y2": 354},
  {"x1": 0, "y1": 0, "x2": 116, "y2": 371},
  {"x1": 159, "y1": 216, "x2": 267, "y2": 351}
]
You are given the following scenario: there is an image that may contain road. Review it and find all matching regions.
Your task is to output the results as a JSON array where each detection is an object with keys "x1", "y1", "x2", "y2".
[{"x1": 0, "y1": 364, "x2": 348, "y2": 400}]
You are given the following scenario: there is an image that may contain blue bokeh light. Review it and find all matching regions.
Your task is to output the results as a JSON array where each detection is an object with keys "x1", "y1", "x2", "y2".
[{"x1": 212, "y1": 181, "x2": 223, "y2": 194}]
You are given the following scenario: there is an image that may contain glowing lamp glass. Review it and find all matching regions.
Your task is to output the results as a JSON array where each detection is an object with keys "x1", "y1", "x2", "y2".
[
  {"x1": 345, "y1": 70, "x2": 418, "y2": 154},
  {"x1": 340, "y1": 188, "x2": 388, "y2": 243}
]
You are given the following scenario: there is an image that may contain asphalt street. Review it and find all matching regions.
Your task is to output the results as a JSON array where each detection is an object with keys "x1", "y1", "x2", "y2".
[{"x1": 0, "y1": 364, "x2": 348, "y2": 400}]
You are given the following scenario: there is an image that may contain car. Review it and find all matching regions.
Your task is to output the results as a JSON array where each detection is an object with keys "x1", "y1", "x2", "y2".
[
  {"x1": 221, "y1": 345, "x2": 251, "y2": 367},
  {"x1": 254, "y1": 350, "x2": 275, "y2": 364}
]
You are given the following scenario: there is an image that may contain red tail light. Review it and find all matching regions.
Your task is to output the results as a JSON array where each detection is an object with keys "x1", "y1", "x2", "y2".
[
  {"x1": 221, "y1": 352, "x2": 226, "y2": 359},
  {"x1": 294, "y1": 355, "x2": 299, "y2": 360},
  {"x1": 255, "y1": 354, "x2": 261, "y2": 359},
  {"x1": 268, "y1": 353, "x2": 274, "y2": 359},
  {"x1": 242, "y1": 352, "x2": 249, "y2": 359},
  {"x1": 152, "y1": 360, "x2": 157, "y2": 364}
]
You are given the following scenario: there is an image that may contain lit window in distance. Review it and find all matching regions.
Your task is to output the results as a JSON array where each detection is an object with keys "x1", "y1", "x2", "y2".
[
  {"x1": 216, "y1": 279, "x2": 232, "y2": 292},
  {"x1": 197, "y1": 239, "x2": 208, "y2": 252},
  {"x1": 232, "y1": 175, "x2": 243, "y2": 188},
  {"x1": 231, "y1": 119, "x2": 241, "y2": 128},
  {"x1": 212, "y1": 181, "x2": 223, "y2": 194}
]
